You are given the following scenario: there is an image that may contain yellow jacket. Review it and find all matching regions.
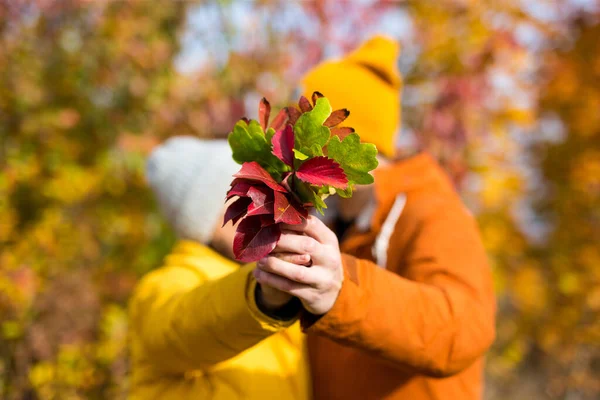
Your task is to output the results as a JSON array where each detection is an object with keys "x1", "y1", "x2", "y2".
[{"x1": 128, "y1": 241, "x2": 310, "y2": 400}]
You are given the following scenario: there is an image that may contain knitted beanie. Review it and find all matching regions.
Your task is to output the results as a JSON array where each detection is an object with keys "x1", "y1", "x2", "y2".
[
  {"x1": 301, "y1": 35, "x2": 402, "y2": 157},
  {"x1": 146, "y1": 137, "x2": 240, "y2": 244}
]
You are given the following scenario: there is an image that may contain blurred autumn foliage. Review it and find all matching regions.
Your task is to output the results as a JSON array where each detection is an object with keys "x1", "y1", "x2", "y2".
[{"x1": 0, "y1": 1, "x2": 598, "y2": 399}]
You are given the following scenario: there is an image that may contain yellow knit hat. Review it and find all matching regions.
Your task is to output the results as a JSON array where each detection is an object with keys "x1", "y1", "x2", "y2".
[{"x1": 302, "y1": 36, "x2": 402, "y2": 157}]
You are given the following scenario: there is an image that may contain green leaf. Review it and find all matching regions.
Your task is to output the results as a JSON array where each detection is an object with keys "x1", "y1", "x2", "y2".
[
  {"x1": 336, "y1": 185, "x2": 354, "y2": 198},
  {"x1": 228, "y1": 120, "x2": 287, "y2": 179},
  {"x1": 317, "y1": 185, "x2": 333, "y2": 195},
  {"x1": 265, "y1": 127, "x2": 276, "y2": 143},
  {"x1": 293, "y1": 149, "x2": 308, "y2": 160},
  {"x1": 312, "y1": 193, "x2": 327, "y2": 215},
  {"x1": 293, "y1": 176, "x2": 327, "y2": 215},
  {"x1": 308, "y1": 143, "x2": 324, "y2": 157},
  {"x1": 327, "y1": 133, "x2": 379, "y2": 185},
  {"x1": 294, "y1": 97, "x2": 332, "y2": 157},
  {"x1": 228, "y1": 120, "x2": 266, "y2": 164},
  {"x1": 293, "y1": 176, "x2": 313, "y2": 204}
]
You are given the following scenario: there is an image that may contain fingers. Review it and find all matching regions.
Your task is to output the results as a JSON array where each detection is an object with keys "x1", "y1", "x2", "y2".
[
  {"x1": 257, "y1": 256, "x2": 318, "y2": 285},
  {"x1": 272, "y1": 252, "x2": 311, "y2": 266},
  {"x1": 281, "y1": 215, "x2": 337, "y2": 245},
  {"x1": 274, "y1": 231, "x2": 333, "y2": 266},
  {"x1": 253, "y1": 269, "x2": 313, "y2": 299},
  {"x1": 274, "y1": 233, "x2": 320, "y2": 255}
]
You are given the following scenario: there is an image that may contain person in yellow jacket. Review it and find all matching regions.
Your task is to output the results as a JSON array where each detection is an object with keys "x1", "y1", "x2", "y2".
[{"x1": 128, "y1": 137, "x2": 310, "y2": 400}]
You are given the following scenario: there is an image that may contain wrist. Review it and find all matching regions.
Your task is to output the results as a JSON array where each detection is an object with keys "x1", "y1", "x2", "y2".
[
  {"x1": 255, "y1": 284, "x2": 301, "y2": 321},
  {"x1": 257, "y1": 283, "x2": 291, "y2": 310}
]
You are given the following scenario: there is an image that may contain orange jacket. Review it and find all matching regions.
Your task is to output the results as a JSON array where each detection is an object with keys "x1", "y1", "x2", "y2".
[{"x1": 304, "y1": 153, "x2": 496, "y2": 400}]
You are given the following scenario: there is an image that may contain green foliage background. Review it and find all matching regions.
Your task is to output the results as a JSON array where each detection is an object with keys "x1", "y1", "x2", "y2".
[{"x1": 0, "y1": 1, "x2": 598, "y2": 399}]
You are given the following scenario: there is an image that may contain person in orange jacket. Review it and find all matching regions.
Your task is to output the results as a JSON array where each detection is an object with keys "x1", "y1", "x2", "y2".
[{"x1": 253, "y1": 36, "x2": 497, "y2": 399}]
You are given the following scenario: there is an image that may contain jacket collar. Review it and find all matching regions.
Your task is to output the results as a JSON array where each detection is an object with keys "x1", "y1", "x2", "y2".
[
  {"x1": 341, "y1": 153, "x2": 451, "y2": 254},
  {"x1": 373, "y1": 152, "x2": 454, "y2": 206},
  {"x1": 171, "y1": 240, "x2": 224, "y2": 258},
  {"x1": 166, "y1": 240, "x2": 239, "y2": 277}
]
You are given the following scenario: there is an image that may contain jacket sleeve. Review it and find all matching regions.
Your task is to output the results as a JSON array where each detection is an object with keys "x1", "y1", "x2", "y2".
[
  {"x1": 129, "y1": 263, "x2": 298, "y2": 374},
  {"x1": 302, "y1": 207, "x2": 496, "y2": 378}
]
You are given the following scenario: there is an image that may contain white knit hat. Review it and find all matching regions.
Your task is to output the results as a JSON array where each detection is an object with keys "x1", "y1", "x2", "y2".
[{"x1": 146, "y1": 136, "x2": 240, "y2": 244}]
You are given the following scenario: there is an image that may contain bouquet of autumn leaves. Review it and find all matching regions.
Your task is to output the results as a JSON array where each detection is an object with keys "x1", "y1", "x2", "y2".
[{"x1": 225, "y1": 92, "x2": 378, "y2": 262}]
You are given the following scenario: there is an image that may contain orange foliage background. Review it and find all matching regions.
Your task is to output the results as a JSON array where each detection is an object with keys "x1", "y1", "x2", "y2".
[{"x1": 0, "y1": 1, "x2": 598, "y2": 399}]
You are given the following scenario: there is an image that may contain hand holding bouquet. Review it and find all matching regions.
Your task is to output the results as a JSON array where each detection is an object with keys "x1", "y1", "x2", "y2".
[{"x1": 225, "y1": 92, "x2": 378, "y2": 262}]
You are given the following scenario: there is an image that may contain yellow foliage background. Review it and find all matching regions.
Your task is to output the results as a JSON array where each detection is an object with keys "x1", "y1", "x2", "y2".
[{"x1": 0, "y1": 1, "x2": 598, "y2": 399}]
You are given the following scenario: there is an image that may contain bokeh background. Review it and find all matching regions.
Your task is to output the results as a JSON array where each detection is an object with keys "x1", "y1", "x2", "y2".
[{"x1": 1, "y1": 0, "x2": 599, "y2": 399}]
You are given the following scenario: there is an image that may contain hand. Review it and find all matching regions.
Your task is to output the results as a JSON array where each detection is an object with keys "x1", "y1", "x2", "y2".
[
  {"x1": 256, "y1": 253, "x2": 311, "y2": 310},
  {"x1": 254, "y1": 216, "x2": 343, "y2": 315}
]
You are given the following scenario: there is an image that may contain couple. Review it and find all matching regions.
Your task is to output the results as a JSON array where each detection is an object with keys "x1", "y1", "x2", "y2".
[{"x1": 128, "y1": 37, "x2": 496, "y2": 400}]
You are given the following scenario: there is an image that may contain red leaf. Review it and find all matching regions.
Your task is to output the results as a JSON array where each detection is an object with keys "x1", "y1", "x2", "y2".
[
  {"x1": 324, "y1": 109, "x2": 350, "y2": 127},
  {"x1": 223, "y1": 197, "x2": 252, "y2": 226},
  {"x1": 311, "y1": 91, "x2": 324, "y2": 105},
  {"x1": 246, "y1": 186, "x2": 275, "y2": 216},
  {"x1": 269, "y1": 108, "x2": 289, "y2": 131},
  {"x1": 330, "y1": 126, "x2": 355, "y2": 140},
  {"x1": 295, "y1": 156, "x2": 348, "y2": 189},
  {"x1": 259, "y1": 214, "x2": 276, "y2": 227},
  {"x1": 226, "y1": 179, "x2": 253, "y2": 199},
  {"x1": 247, "y1": 202, "x2": 273, "y2": 216},
  {"x1": 288, "y1": 107, "x2": 301, "y2": 126},
  {"x1": 233, "y1": 162, "x2": 286, "y2": 192},
  {"x1": 271, "y1": 125, "x2": 295, "y2": 167},
  {"x1": 280, "y1": 172, "x2": 293, "y2": 192},
  {"x1": 298, "y1": 96, "x2": 313, "y2": 112},
  {"x1": 258, "y1": 97, "x2": 271, "y2": 131},
  {"x1": 233, "y1": 216, "x2": 281, "y2": 262},
  {"x1": 247, "y1": 185, "x2": 271, "y2": 204},
  {"x1": 273, "y1": 191, "x2": 308, "y2": 225}
]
